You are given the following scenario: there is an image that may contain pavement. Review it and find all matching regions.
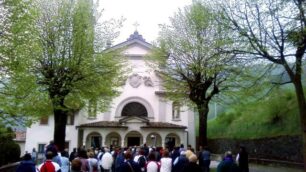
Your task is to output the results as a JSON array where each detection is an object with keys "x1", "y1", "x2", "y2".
[{"x1": 210, "y1": 161, "x2": 303, "y2": 172}]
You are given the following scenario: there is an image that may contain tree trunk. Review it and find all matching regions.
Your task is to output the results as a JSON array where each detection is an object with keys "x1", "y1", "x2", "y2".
[
  {"x1": 197, "y1": 102, "x2": 209, "y2": 147},
  {"x1": 53, "y1": 106, "x2": 68, "y2": 152},
  {"x1": 293, "y1": 80, "x2": 306, "y2": 171}
]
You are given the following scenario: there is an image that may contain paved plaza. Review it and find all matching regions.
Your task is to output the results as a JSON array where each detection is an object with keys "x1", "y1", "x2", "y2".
[{"x1": 210, "y1": 161, "x2": 303, "y2": 172}]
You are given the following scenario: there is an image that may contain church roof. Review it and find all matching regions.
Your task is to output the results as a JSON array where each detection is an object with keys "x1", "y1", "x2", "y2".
[
  {"x1": 141, "y1": 122, "x2": 187, "y2": 129},
  {"x1": 77, "y1": 121, "x2": 128, "y2": 128},
  {"x1": 107, "y1": 31, "x2": 152, "y2": 51},
  {"x1": 77, "y1": 121, "x2": 186, "y2": 129}
]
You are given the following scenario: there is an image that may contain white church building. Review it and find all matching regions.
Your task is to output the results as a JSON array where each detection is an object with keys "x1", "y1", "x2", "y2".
[{"x1": 25, "y1": 31, "x2": 196, "y2": 154}]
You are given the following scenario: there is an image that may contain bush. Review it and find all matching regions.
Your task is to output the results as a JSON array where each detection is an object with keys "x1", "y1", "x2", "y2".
[
  {"x1": 208, "y1": 88, "x2": 300, "y2": 139},
  {"x1": 0, "y1": 127, "x2": 21, "y2": 167}
]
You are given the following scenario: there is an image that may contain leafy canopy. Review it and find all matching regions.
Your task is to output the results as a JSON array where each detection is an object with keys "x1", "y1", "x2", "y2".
[{"x1": 0, "y1": 0, "x2": 124, "y2": 125}]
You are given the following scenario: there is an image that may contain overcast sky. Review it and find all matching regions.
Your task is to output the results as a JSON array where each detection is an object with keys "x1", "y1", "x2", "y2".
[{"x1": 100, "y1": 0, "x2": 192, "y2": 44}]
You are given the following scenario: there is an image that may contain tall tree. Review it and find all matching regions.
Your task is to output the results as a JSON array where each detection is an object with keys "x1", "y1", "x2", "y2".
[
  {"x1": 219, "y1": 0, "x2": 306, "y2": 169},
  {"x1": 0, "y1": 0, "x2": 124, "y2": 151},
  {"x1": 150, "y1": 2, "x2": 237, "y2": 147}
]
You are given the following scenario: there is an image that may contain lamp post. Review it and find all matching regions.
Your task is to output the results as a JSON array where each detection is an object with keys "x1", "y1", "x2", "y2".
[{"x1": 150, "y1": 134, "x2": 156, "y2": 147}]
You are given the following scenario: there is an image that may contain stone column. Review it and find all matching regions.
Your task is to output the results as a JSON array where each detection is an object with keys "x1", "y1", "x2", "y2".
[
  {"x1": 162, "y1": 137, "x2": 166, "y2": 148},
  {"x1": 143, "y1": 135, "x2": 147, "y2": 146}
]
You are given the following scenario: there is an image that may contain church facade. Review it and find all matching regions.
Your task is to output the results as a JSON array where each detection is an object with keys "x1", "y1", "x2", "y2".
[{"x1": 25, "y1": 31, "x2": 196, "y2": 153}]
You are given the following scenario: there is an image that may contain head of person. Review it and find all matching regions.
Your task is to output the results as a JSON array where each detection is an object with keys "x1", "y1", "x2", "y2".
[
  {"x1": 139, "y1": 148, "x2": 145, "y2": 155},
  {"x1": 187, "y1": 145, "x2": 192, "y2": 150},
  {"x1": 61, "y1": 151, "x2": 69, "y2": 158},
  {"x1": 78, "y1": 149, "x2": 88, "y2": 158},
  {"x1": 104, "y1": 147, "x2": 110, "y2": 153},
  {"x1": 88, "y1": 151, "x2": 95, "y2": 158},
  {"x1": 180, "y1": 151, "x2": 186, "y2": 157},
  {"x1": 224, "y1": 151, "x2": 233, "y2": 159},
  {"x1": 71, "y1": 159, "x2": 82, "y2": 171},
  {"x1": 162, "y1": 150, "x2": 169, "y2": 158},
  {"x1": 188, "y1": 154, "x2": 198, "y2": 163},
  {"x1": 46, "y1": 151, "x2": 54, "y2": 160},
  {"x1": 124, "y1": 151, "x2": 132, "y2": 160},
  {"x1": 148, "y1": 152, "x2": 156, "y2": 161},
  {"x1": 23, "y1": 153, "x2": 32, "y2": 161},
  {"x1": 185, "y1": 150, "x2": 193, "y2": 159},
  {"x1": 240, "y1": 146, "x2": 246, "y2": 152}
]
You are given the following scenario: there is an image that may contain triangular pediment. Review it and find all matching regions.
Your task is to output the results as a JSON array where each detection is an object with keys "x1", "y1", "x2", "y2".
[
  {"x1": 119, "y1": 116, "x2": 149, "y2": 124},
  {"x1": 107, "y1": 31, "x2": 152, "y2": 56}
]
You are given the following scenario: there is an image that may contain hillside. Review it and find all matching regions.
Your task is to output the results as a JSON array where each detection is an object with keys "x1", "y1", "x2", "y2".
[{"x1": 207, "y1": 88, "x2": 301, "y2": 139}]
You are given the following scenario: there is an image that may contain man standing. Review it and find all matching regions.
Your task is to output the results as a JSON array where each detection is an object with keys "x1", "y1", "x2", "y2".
[{"x1": 38, "y1": 151, "x2": 61, "y2": 172}]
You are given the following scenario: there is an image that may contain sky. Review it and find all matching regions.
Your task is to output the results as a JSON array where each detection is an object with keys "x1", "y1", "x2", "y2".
[{"x1": 100, "y1": 0, "x2": 193, "y2": 44}]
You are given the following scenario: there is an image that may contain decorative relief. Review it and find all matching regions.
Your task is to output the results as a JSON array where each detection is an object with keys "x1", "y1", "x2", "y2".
[
  {"x1": 143, "y1": 76, "x2": 153, "y2": 87},
  {"x1": 128, "y1": 74, "x2": 154, "y2": 88},
  {"x1": 129, "y1": 73, "x2": 142, "y2": 88}
]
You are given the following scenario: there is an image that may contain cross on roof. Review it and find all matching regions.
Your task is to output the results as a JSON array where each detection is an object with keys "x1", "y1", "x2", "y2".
[{"x1": 133, "y1": 22, "x2": 139, "y2": 31}]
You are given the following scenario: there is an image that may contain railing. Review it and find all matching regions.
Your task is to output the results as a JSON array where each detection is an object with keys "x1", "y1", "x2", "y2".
[
  {"x1": 249, "y1": 157, "x2": 304, "y2": 168},
  {"x1": 0, "y1": 162, "x2": 20, "y2": 172},
  {"x1": 211, "y1": 153, "x2": 304, "y2": 168}
]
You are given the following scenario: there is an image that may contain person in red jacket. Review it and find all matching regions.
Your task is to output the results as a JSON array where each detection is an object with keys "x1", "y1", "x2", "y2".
[{"x1": 38, "y1": 151, "x2": 61, "y2": 172}]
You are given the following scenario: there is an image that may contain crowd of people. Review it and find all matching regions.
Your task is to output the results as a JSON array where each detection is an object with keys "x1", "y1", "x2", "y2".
[{"x1": 16, "y1": 141, "x2": 249, "y2": 172}]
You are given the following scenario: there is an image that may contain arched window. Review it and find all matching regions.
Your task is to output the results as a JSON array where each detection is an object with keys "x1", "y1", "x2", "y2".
[
  {"x1": 172, "y1": 102, "x2": 180, "y2": 120},
  {"x1": 121, "y1": 102, "x2": 148, "y2": 117}
]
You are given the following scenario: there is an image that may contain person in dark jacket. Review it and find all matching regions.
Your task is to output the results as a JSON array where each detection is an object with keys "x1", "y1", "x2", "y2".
[
  {"x1": 202, "y1": 146, "x2": 211, "y2": 172},
  {"x1": 236, "y1": 146, "x2": 249, "y2": 172},
  {"x1": 171, "y1": 147, "x2": 180, "y2": 164},
  {"x1": 115, "y1": 149, "x2": 125, "y2": 172},
  {"x1": 217, "y1": 151, "x2": 241, "y2": 172},
  {"x1": 182, "y1": 154, "x2": 202, "y2": 172},
  {"x1": 118, "y1": 151, "x2": 141, "y2": 172},
  {"x1": 69, "y1": 148, "x2": 77, "y2": 162},
  {"x1": 172, "y1": 151, "x2": 189, "y2": 172},
  {"x1": 16, "y1": 153, "x2": 36, "y2": 172}
]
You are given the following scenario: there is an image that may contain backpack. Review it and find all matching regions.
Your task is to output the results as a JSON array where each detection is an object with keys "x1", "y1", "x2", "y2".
[
  {"x1": 138, "y1": 156, "x2": 147, "y2": 167},
  {"x1": 138, "y1": 156, "x2": 147, "y2": 172}
]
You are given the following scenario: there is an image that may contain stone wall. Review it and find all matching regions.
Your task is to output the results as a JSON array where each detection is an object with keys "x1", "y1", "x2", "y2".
[{"x1": 208, "y1": 135, "x2": 303, "y2": 163}]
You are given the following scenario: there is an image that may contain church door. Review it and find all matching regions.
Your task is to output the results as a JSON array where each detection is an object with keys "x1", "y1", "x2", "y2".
[{"x1": 127, "y1": 137, "x2": 140, "y2": 147}]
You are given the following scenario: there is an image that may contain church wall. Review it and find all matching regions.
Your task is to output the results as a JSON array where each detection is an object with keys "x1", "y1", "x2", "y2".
[{"x1": 25, "y1": 114, "x2": 78, "y2": 154}]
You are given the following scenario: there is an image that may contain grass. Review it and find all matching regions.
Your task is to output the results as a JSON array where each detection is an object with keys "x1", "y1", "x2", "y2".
[
  {"x1": 207, "y1": 88, "x2": 301, "y2": 139},
  {"x1": 210, "y1": 168, "x2": 217, "y2": 172}
]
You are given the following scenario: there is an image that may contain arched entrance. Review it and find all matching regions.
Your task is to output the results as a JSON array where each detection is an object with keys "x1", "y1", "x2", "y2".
[
  {"x1": 121, "y1": 102, "x2": 148, "y2": 117},
  {"x1": 86, "y1": 132, "x2": 102, "y2": 149},
  {"x1": 105, "y1": 132, "x2": 121, "y2": 147},
  {"x1": 125, "y1": 131, "x2": 143, "y2": 147},
  {"x1": 165, "y1": 133, "x2": 180, "y2": 150},
  {"x1": 146, "y1": 133, "x2": 162, "y2": 147}
]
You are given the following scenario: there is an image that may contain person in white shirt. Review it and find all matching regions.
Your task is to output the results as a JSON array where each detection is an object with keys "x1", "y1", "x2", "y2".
[
  {"x1": 101, "y1": 148, "x2": 113, "y2": 172},
  {"x1": 146, "y1": 152, "x2": 160, "y2": 172},
  {"x1": 60, "y1": 151, "x2": 70, "y2": 172},
  {"x1": 160, "y1": 150, "x2": 172, "y2": 172}
]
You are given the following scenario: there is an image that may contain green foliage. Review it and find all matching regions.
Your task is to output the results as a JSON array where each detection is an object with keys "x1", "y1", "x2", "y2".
[
  {"x1": 208, "y1": 88, "x2": 300, "y2": 139},
  {"x1": 0, "y1": 126, "x2": 20, "y2": 166},
  {"x1": 149, "y1": 1, "x2": 241, "y2": 146},
  {"x1": 0, "y1": 0, "x2": 124, "y2": 124}
]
